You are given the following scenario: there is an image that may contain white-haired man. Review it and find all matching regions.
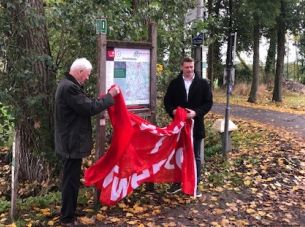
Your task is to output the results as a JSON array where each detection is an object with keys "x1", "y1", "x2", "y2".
[{"x1": 55, "y1": 58, "x2": 120, "y2": 225}]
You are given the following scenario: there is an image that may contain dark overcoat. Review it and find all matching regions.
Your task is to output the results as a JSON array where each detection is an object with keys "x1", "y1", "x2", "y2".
[
  {"x1": 55, "y1": 74, "x2": 114, "y2": 159},
  {"x1": 164, "y1": 72, "x2": 213, "y2": 139}
]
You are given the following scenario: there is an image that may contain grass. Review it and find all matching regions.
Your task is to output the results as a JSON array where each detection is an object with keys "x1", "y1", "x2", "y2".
[{"x1": 214, "y1": 83, "x2": 305, "y2": 114}]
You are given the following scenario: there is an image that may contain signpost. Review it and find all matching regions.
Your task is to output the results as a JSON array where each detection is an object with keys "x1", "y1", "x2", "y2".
[
  {"x1": 192, "y1": 32, "x2": 204, "y2": 46},
  {"x1": 96, "y1": 18, "x2": 107, "y2": 34},
  {"x1": 223, "y1": 0, "x2": 236, "y2": 157},
  {"x1": 95, "y1": 19, "x2": 157, "y2": 203},
  {"x1": 185, "y1": 8, "x2": 198, "y2": 24}
]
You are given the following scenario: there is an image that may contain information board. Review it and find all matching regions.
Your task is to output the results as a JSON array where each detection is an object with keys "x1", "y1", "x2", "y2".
[{"x1": 106, "y1": 47, "x2": 151, "y2": 106}]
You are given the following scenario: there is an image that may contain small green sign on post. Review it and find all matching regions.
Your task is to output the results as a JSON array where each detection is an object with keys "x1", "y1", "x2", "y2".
[{"x1": 96, "y1": 18, "x2": 107, "y2": 34}]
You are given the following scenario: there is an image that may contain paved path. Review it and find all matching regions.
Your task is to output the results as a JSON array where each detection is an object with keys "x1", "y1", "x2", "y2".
[{"x1": 211, "y1": 103, "x2": 305, "y2": 139}]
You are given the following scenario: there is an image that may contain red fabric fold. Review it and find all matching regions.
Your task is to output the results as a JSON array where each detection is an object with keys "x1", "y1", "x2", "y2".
[{"x1": 84, "y1": 90, "x2": 196, "y2": 205}]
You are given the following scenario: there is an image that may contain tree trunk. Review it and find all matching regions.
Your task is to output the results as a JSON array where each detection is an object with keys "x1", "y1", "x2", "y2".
[
  {"x1": 6, "y1": 0, "x2": 55, "y2": 182},
  {"x1": 248, "y1": 19, "x2": 260, "y2": 103},
  {"x1": 272, "y1": 0, "x2": 286, "y2": 102},
  {"x1": 264, "y1": 26, "x2": 277, "y2": 86}
]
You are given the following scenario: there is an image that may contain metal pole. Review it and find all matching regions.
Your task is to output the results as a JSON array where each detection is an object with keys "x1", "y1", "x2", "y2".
[
  {"x1": 223, "y1": 0, "x2": 233, "y2": 157},
  {"x1": 194, "y1": 0, "x2": 204, "y2": 77}
]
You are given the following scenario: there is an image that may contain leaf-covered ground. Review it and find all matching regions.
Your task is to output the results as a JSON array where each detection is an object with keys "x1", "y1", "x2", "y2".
[{"x1": 1, "y1": 112, "x2": 305, "y2": 226}]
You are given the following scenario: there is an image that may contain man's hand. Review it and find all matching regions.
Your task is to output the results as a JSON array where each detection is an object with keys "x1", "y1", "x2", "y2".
[
  {"x1": 172, "y1": 109, "x2": 176, "y2": 116},
  {"x1": 186, "y1": 108, "x2": 196, "y2": 119},
  {"x1": 108, "y1": 85, "x2": 120, "y2": 97}
]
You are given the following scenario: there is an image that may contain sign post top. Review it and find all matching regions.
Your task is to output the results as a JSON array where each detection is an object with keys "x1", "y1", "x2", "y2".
[
  {"x1": 96, "y1": 18, "x2": 107, "y2": 35},
  {"x1": 192, "y1": 32, "x2": 204, "y2": 46}
]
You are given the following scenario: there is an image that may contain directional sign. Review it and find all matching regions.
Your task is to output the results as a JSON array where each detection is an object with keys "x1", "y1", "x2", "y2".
[
  {"x1": 185, "y1": 8, "x2": 197, "y2": 24},
  {"x1": 96, "y1": 18, "x2": 107, "y2": 34},
  {"x1": 192, "y1": 32, "x2": 204, "y2": 46}
]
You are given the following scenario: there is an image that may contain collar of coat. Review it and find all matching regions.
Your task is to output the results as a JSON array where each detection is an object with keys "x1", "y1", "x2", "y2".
[{"x1": 65, "y1": 73, "x2": 84, "y2": 89}]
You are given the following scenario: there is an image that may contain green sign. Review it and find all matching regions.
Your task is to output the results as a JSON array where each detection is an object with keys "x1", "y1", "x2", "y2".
[{"x1": 96, "y1": 18, "x2": 107, "y2": 34}]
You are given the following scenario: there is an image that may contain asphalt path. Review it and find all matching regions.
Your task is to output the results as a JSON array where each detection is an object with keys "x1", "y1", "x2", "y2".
[{"x1": 211, "y1": 103, "x2": 305, "y2": 139}]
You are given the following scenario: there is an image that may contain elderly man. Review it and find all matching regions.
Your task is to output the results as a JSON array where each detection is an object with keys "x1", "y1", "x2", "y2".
[{"x1": 55, "y1": 58, "x2": 120, "y2": 225}]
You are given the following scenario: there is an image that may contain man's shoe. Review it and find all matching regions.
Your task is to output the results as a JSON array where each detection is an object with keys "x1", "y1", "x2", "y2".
[
  {"x1": 167, "y1": 183, "x2": 181, "y2": 194},
  {"x1": 196, "y1": 190, "x2": 202, "y2": 198}
]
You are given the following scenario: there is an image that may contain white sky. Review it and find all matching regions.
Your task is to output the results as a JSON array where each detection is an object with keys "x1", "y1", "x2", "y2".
[{"x1": 221, "y1": 35, "x2": 298, "y2": 65}]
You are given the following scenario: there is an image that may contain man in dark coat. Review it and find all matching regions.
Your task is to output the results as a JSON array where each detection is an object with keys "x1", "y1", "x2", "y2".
[
  {"x1": 164, "y1": 57, "x2": 213, "y2": 197},
  {"x1": 55, "y1": 58, "x2": 120, "y2": 225}
]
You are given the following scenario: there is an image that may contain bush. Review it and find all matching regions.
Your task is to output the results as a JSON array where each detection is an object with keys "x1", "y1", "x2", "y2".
[{"x1": 0, "y1": 103, "x2": 14, "y2": 147}]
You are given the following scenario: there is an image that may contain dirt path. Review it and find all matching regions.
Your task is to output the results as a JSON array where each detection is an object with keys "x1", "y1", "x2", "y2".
[{"x1": 212, "y1": 103, "x2": 305, "y2": 139}]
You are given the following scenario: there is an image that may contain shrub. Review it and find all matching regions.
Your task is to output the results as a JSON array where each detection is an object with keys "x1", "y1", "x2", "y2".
[{"x1": 0, "y1": 103, "x2": 14, "y2": 147}]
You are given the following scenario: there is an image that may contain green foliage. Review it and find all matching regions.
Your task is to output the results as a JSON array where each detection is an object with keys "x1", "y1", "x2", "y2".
[
  {"x1": 18, "y1": 192, "x2": 61, "y2": 210},
  {"x1": 0, "y1": 103, "x2": 14, "y2": 147},
  {"x1": 204, "y1": 120, "x2": 222, "y2": 158},
  {"x1": 0, "y1": 197, "x2": 10, "y2": 213}
]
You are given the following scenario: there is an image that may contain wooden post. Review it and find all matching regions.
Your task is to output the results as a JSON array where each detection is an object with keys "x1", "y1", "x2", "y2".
[
  {"x1": 10, "y1": 130, "x2": 19, "y2": 220},
  {"x1": 149, "y1": 22, "x2": 157, "y2": 124},
  {"x1": 95, "y1": 18, "x2": 107, "y2": 209}
]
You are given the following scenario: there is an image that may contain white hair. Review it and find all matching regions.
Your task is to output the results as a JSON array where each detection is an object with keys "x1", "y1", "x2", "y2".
[{"x1": 70, "y1": 58, "x2": 92, "y2": 72}]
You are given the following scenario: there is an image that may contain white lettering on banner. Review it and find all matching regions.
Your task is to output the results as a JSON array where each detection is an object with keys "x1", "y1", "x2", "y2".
[
  {"x1": 175, "y1": 147, "x2": 183, "y2": 169},
  {"x1": 104, "y1": 147, "x2": 184, "y2": 202},
  {"x1": 111, "y1": 176, "x2": 128, "y2": 201},
  {"x1": 140, "y1": 123, "x2": 156, "y2": 131},
  {"x1": 131, "y1": 169, "x2": 150, "y2": 188},
  {"x1": 172, "y1": 126, "x2": 179, "y2": 134},
  {"x1": 152, "y1": 159, "x2": 167, "y2": 174},
  {"x1": 103, "y1": 165, "x2": 119, "y2": 188},
  {"x1": 164, "y1": 149, "x2": 175, "y2": 170},
  {"x1": 176, "y1": 131, "x2": 181, "y2": 142},
  {"x1": 150, "y1": 137, "x2": 166, "y2": 154}
]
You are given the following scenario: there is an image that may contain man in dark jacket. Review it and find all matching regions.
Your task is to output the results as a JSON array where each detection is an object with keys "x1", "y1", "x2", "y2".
[
  {"x1": 55, "y1": 58, "x2": 120, "y2": 225},
  {"x1": 164, "y1": 57, "x2": 213, "y2": 197}
]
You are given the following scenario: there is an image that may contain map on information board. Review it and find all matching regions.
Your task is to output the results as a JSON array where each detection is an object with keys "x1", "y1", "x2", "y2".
[{"x1": 106, "y1": 47, "x2": 150, "y2": 106}]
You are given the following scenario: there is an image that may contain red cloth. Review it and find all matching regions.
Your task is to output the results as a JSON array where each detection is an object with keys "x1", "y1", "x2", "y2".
[{"x1": 84, "y1": 91, "x2": 196, "y2": 205}]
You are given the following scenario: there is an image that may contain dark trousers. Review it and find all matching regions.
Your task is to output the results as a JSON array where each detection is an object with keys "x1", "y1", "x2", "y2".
[
  {"x1": 60, "y1": 158, "x2": 82, "y2": 223},
  {"x1": 193, "y1": 138, "x2": 202, "y2": 184}
]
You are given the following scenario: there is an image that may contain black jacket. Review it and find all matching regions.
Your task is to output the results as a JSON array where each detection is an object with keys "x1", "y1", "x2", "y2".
[
  {"x1": 55, "y1": 74, "x2": 114, "y2": 159},
  {"x1": 164, "y1": 72, "x2": 213, "y2": 138}
]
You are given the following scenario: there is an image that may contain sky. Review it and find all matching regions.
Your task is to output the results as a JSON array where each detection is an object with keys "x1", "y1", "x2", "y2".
[{"x1": 233, "y1": 35, "x2": 298, "y2": 65}]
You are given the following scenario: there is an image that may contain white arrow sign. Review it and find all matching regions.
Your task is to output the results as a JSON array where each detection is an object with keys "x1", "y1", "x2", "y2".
[{"x1": 184, "y1": 8, "x2": 197, "y2": 24}]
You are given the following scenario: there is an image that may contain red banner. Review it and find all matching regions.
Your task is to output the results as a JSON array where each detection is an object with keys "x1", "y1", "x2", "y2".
[{"x1": 84, "y1": 92, "x2": 196, "y2": 205}]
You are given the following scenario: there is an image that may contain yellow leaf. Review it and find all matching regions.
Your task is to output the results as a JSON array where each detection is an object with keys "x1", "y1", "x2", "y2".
[
  {"x1": 126, "y1": 212, "x2": 134, "y2": 217},
  {"x1": 244, "y1": 180, "x2": 251, "y2": 186},
  {"x1": 133, "y1": 204, "x2": 145, "y2": 213},
  {"x1": 110, "y1": 217, "x2": 121, "y2": 223},
  {"x1": 292, "y1": 186, "x2": 299, "y2": 191},
  {"x1": 213, "y1": 208, "x2": 224, "y2": 215},
  {"x1": 82, "y1": 208, "x2": 94, "y2": 213},
  {"x1": 40, "y1": 208, "x2": 51, "y2": 216},
  {"x1": 96, "y1": 213, "x2": 106, "y2": 221},
  {"x1": 127, "y1": 221, "x2": 138, "y2": 225},
  {"x1": 6, "y1": 223, "x2": 17, "y2": 227},
  {"x1": 211, "y1": 196, "x2": 218, "y2": 201},
  {"x1": 118, "y1": 202, "x2": 127, "y2": 208},
  {"x1": 47, "y1": 220, "x2": 54, "y2": 226},
  {"x1": 278, "y1": 158, "x2": 285, "y2": 166},
  {"x1": 246, "y1": 208, "x2": 256, "y2": 214},
  {"x1": 210, "y1": 221, "x2": 221, "y2": 227},
  {"x1": 78, "y1": 216, "x2": 95, "y2": 225},
  {"x1": 152, "y1": 209, "x2": 161, "y2": 215}
]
